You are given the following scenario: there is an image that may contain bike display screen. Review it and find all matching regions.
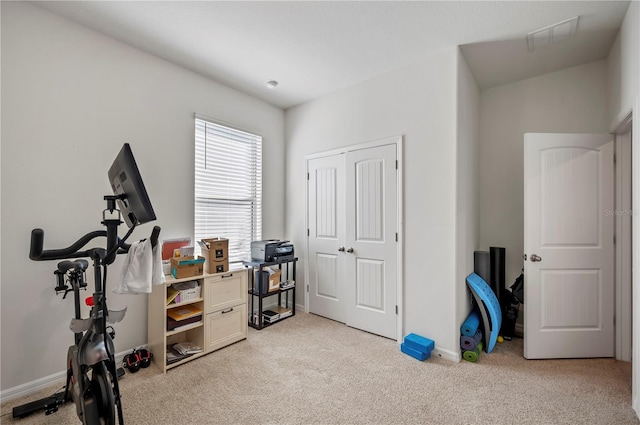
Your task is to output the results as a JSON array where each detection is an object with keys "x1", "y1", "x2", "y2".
[{"x1": 108, "y1": 143, "x2": 156, "y2": 228}]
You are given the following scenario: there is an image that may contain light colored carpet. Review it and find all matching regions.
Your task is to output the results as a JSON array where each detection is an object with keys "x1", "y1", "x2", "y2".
[{"x1": 1, "y1": 311, "x2": 638, "y2": 425}]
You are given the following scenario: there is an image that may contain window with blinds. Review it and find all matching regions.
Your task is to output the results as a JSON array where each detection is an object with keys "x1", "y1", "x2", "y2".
[{"x1": 195, "y1": 117, "x2": 262, "y2": 265}]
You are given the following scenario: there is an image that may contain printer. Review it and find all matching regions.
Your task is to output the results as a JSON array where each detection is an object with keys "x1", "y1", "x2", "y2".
[{"x1": 251, "y1": 240, "x2": 295, "y2": 262}]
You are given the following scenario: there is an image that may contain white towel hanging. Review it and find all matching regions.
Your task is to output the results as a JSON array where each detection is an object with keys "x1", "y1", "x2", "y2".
[{"x1": 114, "y1": 239, "x2": 165, "y2": 294}]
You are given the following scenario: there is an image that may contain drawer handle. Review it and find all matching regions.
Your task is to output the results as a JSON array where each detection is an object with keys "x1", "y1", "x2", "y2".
[
  {"x1": 221, "y1": 308, "x2": 234, "y2": 314},
  {"x1": 221, "y1": 273, "x2": 233, "y2": 278}
]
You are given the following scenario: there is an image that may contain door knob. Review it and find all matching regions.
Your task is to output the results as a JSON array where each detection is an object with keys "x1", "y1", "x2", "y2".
[
  {"x1": 530, "y1": 254, "x2": 542, "y2": 262},
  {"x1": 346, "y1": 247, "x2": 354, "y2": 253},
  {"x1": 338, "y1": 246, "x2": 345, "y2": 252}
]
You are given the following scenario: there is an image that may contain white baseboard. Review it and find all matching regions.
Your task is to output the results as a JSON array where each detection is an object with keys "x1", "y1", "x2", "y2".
[
  {"x1": 432, "y1": 346, "x2": 461, "y2": 362},
  {"x1": 0, "y1": 370, "x2": 66, "y2": 404},
  {"x1": 0, "y1": 348, "x2": 138, "y2": 404},
  {"x1": 394, "y1": 340, "x2": 460, "y2": 362}
]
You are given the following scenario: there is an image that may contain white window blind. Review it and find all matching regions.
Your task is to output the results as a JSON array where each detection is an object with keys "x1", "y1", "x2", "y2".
[{"x1": 195, "y1": 117, "x2": 262, "y2": 265}]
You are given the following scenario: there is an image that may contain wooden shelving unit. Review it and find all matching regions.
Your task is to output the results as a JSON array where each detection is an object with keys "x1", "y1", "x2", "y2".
[{"x1": 148, "y1": 269, "x2": 247, "y2": 373}]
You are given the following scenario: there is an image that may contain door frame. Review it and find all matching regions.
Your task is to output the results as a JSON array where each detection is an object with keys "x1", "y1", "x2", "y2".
[
  {"x1": 610, "y1": 100, "x2": 638, "y2": 415},
  {"x1": 304, "y1": 135, "x2": 404, "y2": 343},
  {"x1": 633, "y1": 98, "x2": 640, "y2": 418},
  {"x1": 613, "y1": 112, "x2": 633, "y2": 362}
]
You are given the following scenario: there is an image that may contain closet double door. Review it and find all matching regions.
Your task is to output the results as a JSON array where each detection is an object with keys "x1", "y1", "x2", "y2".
[{"x1": 308, "y1": 142, "x2": 398, "y2": 339}]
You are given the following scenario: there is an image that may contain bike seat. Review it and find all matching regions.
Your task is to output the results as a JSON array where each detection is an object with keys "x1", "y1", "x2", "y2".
[{"x1": 56, "y1": 260, "x2": 89, "y2": 273}]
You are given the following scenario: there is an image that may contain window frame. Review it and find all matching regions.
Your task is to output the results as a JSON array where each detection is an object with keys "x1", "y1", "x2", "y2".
[{"x1": 194, "y1": 115, "x2": 262, "y2": 266}]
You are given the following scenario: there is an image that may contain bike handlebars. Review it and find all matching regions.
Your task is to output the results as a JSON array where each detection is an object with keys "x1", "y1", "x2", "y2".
[{"x1": 30, "y1": 226, "x2": 161, "y2": 261}]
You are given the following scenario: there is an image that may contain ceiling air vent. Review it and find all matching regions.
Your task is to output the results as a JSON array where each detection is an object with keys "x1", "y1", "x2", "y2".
[{"x1": 527, "y1": 16, "x2": 579, "y2": 51}]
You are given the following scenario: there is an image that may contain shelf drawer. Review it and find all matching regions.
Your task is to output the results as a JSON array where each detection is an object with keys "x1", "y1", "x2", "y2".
[
  {"x1": 204, "y1": 270, "x2": 247, "y2": 314},
  {"x1": 205, "y1": 303, "x2": 247, "y2": 352}
]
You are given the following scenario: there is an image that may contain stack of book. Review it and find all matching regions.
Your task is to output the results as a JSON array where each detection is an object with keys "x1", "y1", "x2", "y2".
[
  {"x1": 279, "y1": 280, "x2": 295, "y2": 290},
  {"x1": 262, "y1": 310, "x2": 279, "y2": 323},
  {"x1": 262, "y1": 306, "x2": 292, "y2": 324},
  {"x1": 173, "y1": 341, "x2": 203, "y2": 355},
  {"x1": 166, "y1": 345, "x2": 187, "y2": 364},
  {"x1": 165, "y1": 341, "x2": 203, "y2": 365},
  {"x1": 271, "y1": 305, "x2": 293, "y2": 319}
]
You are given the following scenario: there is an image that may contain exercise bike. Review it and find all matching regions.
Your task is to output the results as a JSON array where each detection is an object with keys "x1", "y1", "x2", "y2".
[
  {"x1": 12, "y1": 196, "x2": 160, "y2": 424},
  {"x1": 13, "y1": 143, "x2": 159, "y2": 425}
]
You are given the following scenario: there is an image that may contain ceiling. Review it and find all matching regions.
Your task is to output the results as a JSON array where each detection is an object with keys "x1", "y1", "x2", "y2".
[{"x1": 32, "y1": 1, "x2": 630, "y2": 110}]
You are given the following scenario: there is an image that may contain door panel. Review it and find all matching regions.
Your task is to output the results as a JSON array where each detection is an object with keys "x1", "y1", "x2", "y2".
[
  {"x1": 541, "y1": 147, "x2": 600, "y2": 246},
  {"x1": 355, "y1": 259, "x2": 385, "y2": 311},
  {"x1": 316, "y1": 253, "x2": 339, "y2": 299},
  {"x1": 540, "y1": 269, "x2": 600, "y2": 329},
  {"x1": 355, "y1": 158, "x2": 384, "y2": 241},
  {"x1": 345, "y1": 145, "x2": 397, "y2": 339},
  {"x1": 524, "y1": 133, "x2": 614, "y2": 359},
  {"x1": 308, "y1": 154, "x2": 346, "y2": 323}
]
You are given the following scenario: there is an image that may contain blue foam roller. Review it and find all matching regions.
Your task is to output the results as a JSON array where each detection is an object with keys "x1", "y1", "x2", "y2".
[
  {"x1": 461, "y1": 309, "x2": 481, "y2": 337},
  {"x1": 404, "y1": 333, "x2": 434, "y2": 353},
  {"x1": 401, "y1": 343, "x2": 431, "y2": 361}
]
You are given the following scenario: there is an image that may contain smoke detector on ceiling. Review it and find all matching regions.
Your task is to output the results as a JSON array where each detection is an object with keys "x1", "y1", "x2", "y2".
[{"x1": 527, "y1": 16, "x2": 579, "y2": 51}]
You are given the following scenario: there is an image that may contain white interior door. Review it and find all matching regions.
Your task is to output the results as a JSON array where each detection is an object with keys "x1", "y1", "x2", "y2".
[
  {"x1": 308, "y1": 154, "x2": 346, "y2": 323},
  {"x1": 307, "y1": 141, "x2": 399, "y2": 339},
  {"x1": 344, "y1": 145, "x2": 397, "y2": 339},
  {"x1": 524, "y1": 133, "x2": 614, "y2": 359}
]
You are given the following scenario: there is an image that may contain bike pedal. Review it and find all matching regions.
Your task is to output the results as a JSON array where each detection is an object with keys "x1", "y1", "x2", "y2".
[{"x1": 117, "y1": 367, "x2": 125, "y2": 378}]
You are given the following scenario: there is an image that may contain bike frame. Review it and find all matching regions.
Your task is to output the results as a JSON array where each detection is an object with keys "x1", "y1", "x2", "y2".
[{"x1": 13, "y1": 196, "x2": 160, "y2": 424}]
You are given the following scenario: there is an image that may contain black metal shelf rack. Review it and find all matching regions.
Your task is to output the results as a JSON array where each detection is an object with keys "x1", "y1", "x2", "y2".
[{"x1": 243, "y1": 257, "x2": 297, "y2": 330}]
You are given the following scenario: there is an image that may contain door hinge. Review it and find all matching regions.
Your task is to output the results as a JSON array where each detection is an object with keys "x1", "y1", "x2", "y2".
[
  {"x1": 307, "y1": 228, "x2": 310, "y2": 237},
  {"x1": 614, "y1": 234, "x2": 616, "y2": 245},
  {"x1": 395, "y1": 160, "x2": 398, "y2": 170},
  {"x1": 614, "y1": 153, "x2": 617, "y2": 165},
  {"x1": 307, "y1": 284, "x2": 310, "y2": 293},
  {"x1": 395, "y1": 305, "x2": 398, "y2": 315},
  {"x1": 395, "y1": 233, "x2": 398, "y2": 242},
  {"x1": 307, "y1": 172, "x2": 310, "y2": 180}
]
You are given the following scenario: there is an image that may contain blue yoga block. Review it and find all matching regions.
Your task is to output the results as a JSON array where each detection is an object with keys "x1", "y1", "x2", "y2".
[
  {"x1": 404, "y1": 333, "x2": 435, "y2": 354},
  {"x1": 401, "y1": 343, "x2": 431, "y2": 361}
]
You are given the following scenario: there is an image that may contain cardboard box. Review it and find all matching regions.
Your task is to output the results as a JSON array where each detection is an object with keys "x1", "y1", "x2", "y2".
[
  {"x1": 171, "y1": 256, "x2": 205, "y2": 279},
  {"x1": 254, "y1": 268, "x2": 281, "y2": 294},
  {"x1": 201, "y1": 238, "x2": 228, "y2": 260},
  {"x1": 268, "y1": 269, "x2": 281, "y2": 292},
  {"x1": 206, "y1": 259, "x2": 229, "y2": 274},
  {"x1": 201, "y1": 238, "x2": 229, "y2": 273}
]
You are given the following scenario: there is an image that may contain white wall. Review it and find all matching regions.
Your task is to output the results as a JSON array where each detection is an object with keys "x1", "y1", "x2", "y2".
[
  {"x1": 285, "y1": 47, "x2": 464, "y2": 359},
  {"x1": 1, "y1": 2, "x2": 285, "y2": 393},
  {"x1": 478, "y1": 60, "x2": 610, "y2": 289},
  {"x1": 606, "y1": 1, "x2": 640, "y2": 416},
  {"x1": 455, "y1": 50, "x2": 480, "y2": 338},
  {"x1": 607, "y1": 1, "x2": 639, "y2": 130}
]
